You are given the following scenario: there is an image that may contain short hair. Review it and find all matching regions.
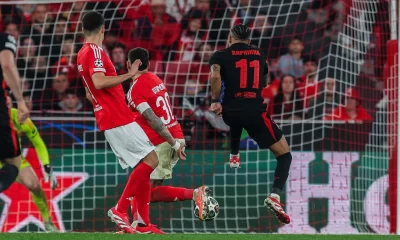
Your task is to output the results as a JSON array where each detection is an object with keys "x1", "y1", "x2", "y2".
[
  {"x1": 82, "y1": 11, "x2": 104, "y2": 35},
  {"x1": 127, "y1": 48, "x2": 149, "y2": 71},
  {"x1": 302, "y1": 54, "x2": 317, "y2": 63},
  {"x1": 112, "y1": 42, "x2": 126, "y2": 51},
  {"x1": 230, "y1": 24, "x2": 251, "y2": 41},
  {"x1": 22, "y1": 92, "x2": 31, "y2": 98}
]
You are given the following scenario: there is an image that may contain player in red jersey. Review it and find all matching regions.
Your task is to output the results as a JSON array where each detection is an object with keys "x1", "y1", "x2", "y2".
[
  {"x1": 124, "y1": 48, "x2": 211, "y2": 226},
  {"x1": 77, "y1": 11, "x2": 185, "y2": 234}
]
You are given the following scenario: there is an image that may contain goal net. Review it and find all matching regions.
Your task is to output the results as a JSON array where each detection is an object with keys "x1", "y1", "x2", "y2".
[{"x1": 0, "y1": 0, "x2": 398, "y2": 234}]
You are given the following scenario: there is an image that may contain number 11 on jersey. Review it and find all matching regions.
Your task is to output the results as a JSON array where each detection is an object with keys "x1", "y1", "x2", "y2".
[{"x1": 235, "y1": 59, "x2": 260, "y2": 89}]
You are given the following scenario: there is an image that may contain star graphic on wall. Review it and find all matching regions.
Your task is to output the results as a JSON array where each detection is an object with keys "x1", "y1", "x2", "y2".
[{"x1": 0, "y1": 149, "x2": 88, "y2": 232}]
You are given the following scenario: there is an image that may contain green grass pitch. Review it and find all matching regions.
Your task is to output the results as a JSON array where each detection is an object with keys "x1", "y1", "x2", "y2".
[{"x1": 0, "y1": 233, "x2": 397, "y2": 240}]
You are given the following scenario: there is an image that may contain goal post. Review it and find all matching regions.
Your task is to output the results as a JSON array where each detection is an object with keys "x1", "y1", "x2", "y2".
[{"x1": 0, "y1": 0, "x2": 398, "y2": 234}]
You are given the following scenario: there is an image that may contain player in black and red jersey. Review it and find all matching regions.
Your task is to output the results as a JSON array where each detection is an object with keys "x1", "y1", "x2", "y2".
[
  {"x1": 209, "y1": 24, "x2": 292, "y2": 224},
  {"x1": 0, "y1": 32, "x2": 29, "y2": 193}
]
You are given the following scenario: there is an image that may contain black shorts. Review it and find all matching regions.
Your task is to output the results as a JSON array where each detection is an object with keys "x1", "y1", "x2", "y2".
[
  {"x1": 0, "y1": 124, "x2": 21, "y2": 160},
  {"x1": 223, "y1": 110, "x2": 283, "y2": 149}
]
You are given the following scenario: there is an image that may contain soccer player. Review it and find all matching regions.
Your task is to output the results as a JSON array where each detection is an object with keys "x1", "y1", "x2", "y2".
[
  {"x1": 209, "y1": 24, "x2": 292, "y2": 224},
  {"x1": 0, "y1": 32, "x2": 29, "y2": 193},
  {"x1": 4, "y1": 94, "x2": 59, "y2": 232},
  {"x1": 77, "y1": 11, "x2": 185, "y2": 234},
  {"x1": 125, "y1": 47, "x2": 210, "y2": 224}
]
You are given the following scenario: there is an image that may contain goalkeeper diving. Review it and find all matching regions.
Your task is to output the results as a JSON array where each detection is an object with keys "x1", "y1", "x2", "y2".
[{"x1": 2, "y1": 94, "x2": 59, "y2": 232}]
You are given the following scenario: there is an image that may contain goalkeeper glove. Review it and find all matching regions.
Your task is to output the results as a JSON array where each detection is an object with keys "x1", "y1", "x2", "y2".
[{"x1": 44, "y1": 164, "x2": 58, "y2": 190}]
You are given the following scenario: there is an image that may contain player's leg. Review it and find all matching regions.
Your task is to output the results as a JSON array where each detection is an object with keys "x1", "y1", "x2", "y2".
[
  {"x1": 243, "y1": 111, "x2": 291, "y2": 224},
  {"x1": 222, "y1": 112, "x2": 243, "y2": 168},
  {"x1": 16, "y1": 163, "x2": 58, "y2": 232},
  {"x1": 105, "y1": 122, "x2": 161, "y2": 234},
  {"x1": 0, "y1": 125, "x2": 21, "y2": 193}
]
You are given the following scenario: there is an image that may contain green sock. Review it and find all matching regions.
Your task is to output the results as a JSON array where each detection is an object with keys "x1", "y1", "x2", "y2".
[{"x1": 31, "y1": 190, "x2": 50, "y2": 221}]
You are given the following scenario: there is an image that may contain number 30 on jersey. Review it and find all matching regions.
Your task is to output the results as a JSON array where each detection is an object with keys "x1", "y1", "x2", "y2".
[{"x1": 156, "y1": 92, "x2": 175, "y2": 125}]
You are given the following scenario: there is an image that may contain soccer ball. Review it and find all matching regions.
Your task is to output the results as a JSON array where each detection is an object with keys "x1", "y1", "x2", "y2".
[{"x1": 194, "y1": 196, "x2": 220, "y2": 221}]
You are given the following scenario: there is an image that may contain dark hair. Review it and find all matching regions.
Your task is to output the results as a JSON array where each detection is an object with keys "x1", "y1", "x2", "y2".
[
  {"x1": 127, "y1": 48, "x2": 149, "y2": 71},
  {"x1": 64, "y1": 34, "x2": 75, "y2": 41},
  {"x1": 112, "y1": 42, "x2": 126, "y2": 51},
  {"x1": 302, "y1": 54, "x2": 317, "y2": 64},
  {"x1": 3, "y1": 21, "x2": 20, "y2": 32},
  {"x1": 64, "y1": 88, "x2": 77, "y2": 96},
  {"x1": 291, "y1": 35, "x2": 303, "y2": 43},
  {"x1": 231, "y1": 24, "x2": 251, "y2": 40},
  {"x1": 22, "y1": 92, "x2": 31, "y2": 98},
  {"x1": 272, "y1": 74, "x2": 303, "y2": 118},
  {"x1": 82, "y1": 11, "x2": 104, "y2": 35}
]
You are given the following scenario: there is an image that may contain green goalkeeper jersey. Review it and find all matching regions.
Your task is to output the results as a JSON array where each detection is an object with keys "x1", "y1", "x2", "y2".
[{"x1": 10, "y1": 108, "x2": 50, "y2": 165}]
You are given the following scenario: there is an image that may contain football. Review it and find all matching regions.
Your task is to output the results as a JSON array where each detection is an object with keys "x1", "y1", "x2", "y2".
[{"x1": 194, "y1": 196, "x2": 220, "y2": 221}]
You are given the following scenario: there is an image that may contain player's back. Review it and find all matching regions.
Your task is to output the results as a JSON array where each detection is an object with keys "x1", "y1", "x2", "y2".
[
  {"x1": 210, "y1": 43, "x2": 267, "y2": 112},
  {"x1": 128, "y1": 72, "x2": 184, "y2": 145},
  {"x1": 77, "y1": 43, "x2": 134, "y2": 131},
  {"x1": 0, "y1": 32, "x2": 17, "y2": 126}
]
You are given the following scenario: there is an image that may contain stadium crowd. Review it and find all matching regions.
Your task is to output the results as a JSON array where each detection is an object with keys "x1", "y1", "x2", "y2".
[{"x1": 0, "y1": 0, "x2": 389, "y2": 127}]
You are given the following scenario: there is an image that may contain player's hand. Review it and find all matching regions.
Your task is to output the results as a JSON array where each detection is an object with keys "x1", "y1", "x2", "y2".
[
  {"x1": 17, "y1": 100, "x2": 29, "y2": 123},
  {"x1": 177, "y1": 143, "x2": 187, "y2": 160},
  {"x1": 210, "y1": 102, "x2": 223, "y2": 116},
  {"x1": 44, "y1": 164, "x2": 59, "y2": 190},
  {"x1": 129, "y1": 59, "x2": 142, "y2": 76}
]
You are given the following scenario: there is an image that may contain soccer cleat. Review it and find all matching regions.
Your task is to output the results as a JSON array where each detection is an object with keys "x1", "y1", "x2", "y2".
[
  {"x1": 44, "y1": 220, "x2": 59, "y2": 232},
  {"x1": 264, "y1": 194, "x2": 291, "y2": 224},
  {"x1": 136, "y1": 224, "x2": 166, "y2": 234},
  {"x1": 229, "y1": 154, "x2": 241, "y2": 168},
  {"x1": 107, "y1": 206, "x2": 136, "y2": 234},
  {"x1": 193, "y1": 186, "x2": 211, "y2": 221}
]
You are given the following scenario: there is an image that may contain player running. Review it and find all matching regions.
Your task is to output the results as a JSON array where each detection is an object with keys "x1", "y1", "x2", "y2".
[
  {"x1": 4, "y1": 94, "x2": 59, "y2": 232},
  {"x1": 77, "y1": 11, "x2": 185, "y2": 234},
  {"x1": 209, "y1": 24, "x2": 292, "y2": 224},
  {"x1": 125, "y1": 48, "x2": 211, "y2": 226},
  {"x1": 0, "y1": 32, "x2": 29, "y2": 193}
]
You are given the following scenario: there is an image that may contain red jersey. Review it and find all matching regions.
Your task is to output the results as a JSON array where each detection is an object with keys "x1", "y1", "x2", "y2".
[
  {"x1": 324, "y1": 105, "x2": 372, "y2": 121},
  {"x1": 77, "y1": 43, "x2": 134, "y2": 131},
  {"x1": 127, "y1": 72, "x2": 184, "y2": 145}
]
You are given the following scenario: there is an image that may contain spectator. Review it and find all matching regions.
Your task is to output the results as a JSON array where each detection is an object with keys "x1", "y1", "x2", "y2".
[
  {"x1": 268, "y1": 74, "x2": 304, "y2": 120},
  {"x1": 44, "y1": 15, "x2": 69, "y2": 64},
  {"x1": 110, "y1": 43, "x2": 127, "y2": 75},
  {"x1": 324, "y1": 88, "x2": 372, "y2": 121},
  {"x1": 308, "y1": 77, "x2": 340, "y2": 119},
  {"x1": 58, "y1": 89, "x2": 83, "y2": 113},
  {"x1": 208, "y1": 0, "x2": 231, "y2": 46},
  {"x1": 17, "y1": 4, "x2": 35, "y2": 23},
  {"x1": 42, "y1": 73, "x2": 69, "y2": 110},
  {"x1": 297, "y1": 55, "x2": 321, "y2": 107},
  {"x1": 176, "y1": 10, "x2": 208, "y2": 61},
  {"x1": 104, "y1": 30, "x2": 119, "y2": 53},
  {"x1": 23, "y1": 4, "x2": 52, "y2": 44},
  {"x1": 192, "y1": 43, "x2": 214, "y2": 83},
  {"x1": 17, "y1": 37, "x2": 38, "y2": 75},
  {"x1": 21, "y1": 77, "x2": 31, "y2": 92},
  {"x1": 136, "y1": 0, "x2": 180, "y2": 60},
  {"x1": 4, "y1": 22, "x2": 20, "y2": 40},
  {"x1": 183, "y1": 0, "x2": 211, "y2": 20},
  {"x1": 250, "y1": 15, "x2": 280, "y2": 58},
  {"x1": 51, "y1": 35, "x2": 78, "y2": 82},
  {"x1": 231, "y1": 0, "x2": 257, "y2": 26},
  {"x1": 274, "y1": 36, "x2": 304, "y2": 78},
  {"x1": 22, "y1": 92, "x2": 33, "y2": 111}
]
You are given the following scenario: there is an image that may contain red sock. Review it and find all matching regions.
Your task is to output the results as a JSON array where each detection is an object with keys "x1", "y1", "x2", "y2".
[
  {"x1": 151, "y1": 186, "x2": 194, "y2": 202},
  {"x1": 132, "y1": 163, "x2": 153, "y2": 225},
  {"x1": 117, "y1": 162, "x2": 153, "y2": 218},
  {"x1": 131, "y1": 197, "x2": 138, "y2": 221}
]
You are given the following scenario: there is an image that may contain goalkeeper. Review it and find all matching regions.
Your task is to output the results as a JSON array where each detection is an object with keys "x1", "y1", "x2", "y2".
[{"x1": 3, "y1": 94, "x2": 59, "y2": 232}]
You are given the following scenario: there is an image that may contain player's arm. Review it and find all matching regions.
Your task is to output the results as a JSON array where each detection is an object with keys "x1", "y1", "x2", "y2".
[
  {"x1": 210, "y1": 64, "x2": 222, "y2": 100},
  {"x1": 21, "y1": 118, "x2": 58, "y2": 189},
  {"x1": 138, "y1": 103, "x2": 178, "y2": 147},
  {"x1": 91, "y1": 59, "x2": 142, "y2": 89},
  {"x1": 0, "y1": 35, "x2": 29, "y2": 122}
]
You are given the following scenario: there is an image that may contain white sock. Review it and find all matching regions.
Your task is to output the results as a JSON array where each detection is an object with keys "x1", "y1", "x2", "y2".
[{"x1": 230, "y1": 153, "x2": 239, "y2": 158}]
